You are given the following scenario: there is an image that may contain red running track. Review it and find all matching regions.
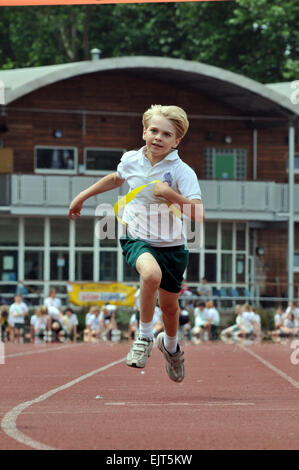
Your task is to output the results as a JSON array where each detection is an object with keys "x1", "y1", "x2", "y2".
[{"x1": 0, "y1": 339, "x2": 299, "y2": 450}]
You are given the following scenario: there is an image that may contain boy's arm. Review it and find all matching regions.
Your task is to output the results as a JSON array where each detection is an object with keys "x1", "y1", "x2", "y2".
[
  {"x1": 154, "y1": 182, "x2": 204, "y2": 222},
  {"x1": 69, "y1": 172, "x2": 125, "y2": 220}
]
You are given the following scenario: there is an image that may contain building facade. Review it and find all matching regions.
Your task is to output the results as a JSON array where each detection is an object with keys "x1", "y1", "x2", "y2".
[{"x1": 0, "y1": 56, "x2": 298, "y2": 305}]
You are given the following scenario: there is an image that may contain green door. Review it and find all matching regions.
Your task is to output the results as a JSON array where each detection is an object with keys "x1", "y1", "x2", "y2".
[{"x1": 215, "y1": 154, "x2": 235, "y2": 179}]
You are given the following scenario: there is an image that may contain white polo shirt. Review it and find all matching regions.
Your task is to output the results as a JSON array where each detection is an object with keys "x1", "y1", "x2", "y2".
[
  {"x1": 117, "y1": 147, "x2": 202, "y2": 247},
  {"x1": 9, "y1": 301, "x2": 29, "y2": 325}
]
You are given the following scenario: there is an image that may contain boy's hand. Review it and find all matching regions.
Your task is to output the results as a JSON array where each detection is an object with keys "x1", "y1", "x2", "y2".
[
  {"x1": 69, "y1": 197, "x2": 83, "y2": 220},
  {"x1": 153, "y1": 181, "x2": 169, "y2": 198}
]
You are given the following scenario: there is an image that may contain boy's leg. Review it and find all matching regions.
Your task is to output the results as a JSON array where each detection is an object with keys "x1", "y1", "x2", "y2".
[
  {"x1": 158, "y1": 288, "x2": 180, "y2": 341},
  {"x1": 156, "y1": 288, "x2": 185, "y2": 383},
  {"x1": 136, "y1": 252, "x2": 162, "y2": 324},
  {"x1": 126, "y1": 252, "x2": 161, "y2": 368}
]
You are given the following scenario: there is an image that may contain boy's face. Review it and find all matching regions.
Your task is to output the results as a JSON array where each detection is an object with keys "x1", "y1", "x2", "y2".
[{"x1": 143, "y1": 115, "x2": 181, "y2": 159}]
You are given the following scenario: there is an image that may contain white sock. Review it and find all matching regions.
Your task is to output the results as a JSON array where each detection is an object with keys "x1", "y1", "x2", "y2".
[
  {"x1": 139, "y1": 320, "x2": 154, "y2": 340},
  {"x1": 163, "y1": 333, "x2": 178, "y2": 355}
]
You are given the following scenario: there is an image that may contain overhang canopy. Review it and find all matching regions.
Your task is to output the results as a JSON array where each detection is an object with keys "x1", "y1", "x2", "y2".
[{"x1": 0, "y1": 56, "x2": 298, "y2": 120}]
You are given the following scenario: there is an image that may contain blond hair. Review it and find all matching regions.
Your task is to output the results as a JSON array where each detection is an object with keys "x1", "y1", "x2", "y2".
[
  {"x1": 89, "y1": 306, "x2": 100, "y2": 314},
  {"x1": 142, "y1": 104, "x2": 189, "y2": 139}
]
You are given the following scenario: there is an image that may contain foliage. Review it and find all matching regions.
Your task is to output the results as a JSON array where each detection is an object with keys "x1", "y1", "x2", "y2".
[{"x1": 0, "y1": 0, "x2": 298, "y2": 82}]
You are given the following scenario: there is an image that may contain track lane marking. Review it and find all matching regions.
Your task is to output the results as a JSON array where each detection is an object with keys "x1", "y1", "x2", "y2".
[
  {"x1": 5, "y1": 343, "x2": 81, "y2": 359},
  {"x1": 1, "y1": 356, "x2": 126, "y2": 450},
  {"x1": 104, "y1": 402, "x2": 255, "y2": 407},
  {"x1": 239, "y1": 344, "x2": 299, "y2": 390}
]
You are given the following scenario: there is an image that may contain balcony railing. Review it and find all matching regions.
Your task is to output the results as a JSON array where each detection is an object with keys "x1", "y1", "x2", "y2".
[{"x1": 0, "y1": 174, "x2": 298, "y2": 219}]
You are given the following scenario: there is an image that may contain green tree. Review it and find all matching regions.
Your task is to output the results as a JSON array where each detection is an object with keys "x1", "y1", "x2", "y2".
[{"x1": 0, "y1": 1, "x2": 298, "y2": 83}]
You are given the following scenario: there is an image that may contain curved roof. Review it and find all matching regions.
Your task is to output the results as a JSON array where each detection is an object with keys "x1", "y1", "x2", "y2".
[{"x1": 0, "y1": 56, "x2": 298, "y2": 119}]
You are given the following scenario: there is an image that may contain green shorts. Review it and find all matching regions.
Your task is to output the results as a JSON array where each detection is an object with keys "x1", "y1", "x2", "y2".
[{"x1": 119, "y1": 236, "x2": 189, "y2": 293}]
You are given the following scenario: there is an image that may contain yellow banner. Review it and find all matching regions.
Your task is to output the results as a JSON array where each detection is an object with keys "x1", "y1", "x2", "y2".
[{"x1": 67, "y1": 282, "x2": 137, "y2": 307}]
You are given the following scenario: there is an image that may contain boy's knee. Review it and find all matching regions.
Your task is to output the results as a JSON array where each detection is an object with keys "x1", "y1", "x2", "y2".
[
  {"x1": 141, "y1": 270, "x2": 161, "y2": 288},
  {"x1": 160, "y1": 303, "x2": 179, "y2": 318}
]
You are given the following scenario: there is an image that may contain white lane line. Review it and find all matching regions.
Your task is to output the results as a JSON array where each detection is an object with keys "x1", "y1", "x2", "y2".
[
  {"x1": 239, "y1": 344, "x2": 299, "y2": 390},
  {"x1": 1, "y1": 356, "x2": 126, "y2": 450},
  {"x1": 104, "y1": 402, "x2": 255, "y2": 407},
  {"x1": 5, "y1": 344, "x2": 80, "y2": 359}
]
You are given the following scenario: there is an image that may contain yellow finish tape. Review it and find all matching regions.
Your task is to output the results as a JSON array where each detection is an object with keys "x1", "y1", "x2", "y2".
[{"x1": 113, "y1": 180, "x2": 181, "y2": 225}]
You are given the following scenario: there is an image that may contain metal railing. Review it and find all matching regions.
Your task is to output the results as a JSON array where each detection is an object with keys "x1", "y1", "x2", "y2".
[{"x1": 1, "y1": 174, "x2": 298, "y2": 218}]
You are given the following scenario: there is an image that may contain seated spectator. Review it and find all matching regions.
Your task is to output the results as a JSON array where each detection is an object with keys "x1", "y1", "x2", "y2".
[
  {"x1": 30, "y1": 306, "x2": 47, "y2": 343},
  {"x1": 237, "y1": 304, "x2": 255, "y2": 338},
  {"x1": 220, "y1": 304, "x2": 243, "y2": 343},
  {"x1": 84, "y1": 306, "x2": 102, "y2": 342},
  {"x1": 9, "y1": 294, "x2": 29, "y2": 343},
  {"x1": 205, "y1": 300, "x2": 221, "y2": 340},
  {"x1": 84, "y1": 306, "x2": 101, "y2": 342},
  {"x1": 153, "y1": 304, "x2": 164, "y2": 338},
  {"x1": 62, "y1": 307, "x2": 79, "y2": 342},
  {"x1": 128, "y1": 311, "x2": 140, "y2": 341},
  {"x1": 191, "y1": 301, "x2": 209, "y2": 343},
  {"x1": 286, "y1": 301, "x2": 299, "y2": 322},
  {"x1": 250, "y1": 306, "x2": 262, "y2": 338},
  {"x1": 45, "y1": 305, "x2": 67, "y2": 342},
  {"x1": 99, "y1": 303, "x2": 120, "y2": 342},
  {"x1": 180, "y1": 282, "x2": 193, "y2": 297},
  {"x1": 271, "y1": 311, "x2": 299, "y2": 338},
  {"x1": 196, "y1": 278, "x2": 212, "y2": 302},
  {"x1": 281, "y1": 312, "x2": 299, "y2": 336},
  {"x1": 44, "y1": 287, "x2": 62, "y2": 310},
  {"x1": 0, "y1": 305, "x2": 9, "y2": 342},
  {"x1": 178, "y1": 305, "x2": 192, "y2": 340},
  {"x1": 273, "y1": 306, "x2": 286, "y2": 331}
]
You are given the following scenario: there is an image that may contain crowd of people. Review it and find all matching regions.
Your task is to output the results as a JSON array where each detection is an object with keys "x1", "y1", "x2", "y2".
[
  {"x1": 220, "y1": 303, "x2": 262, "y2": 343},
  {"x1": 269, "y1": 301, "x2": 299, "y2": 339},
  {"x1": 1, "y1": 285, "x2": 299, "y2": 346},
  {"x1": 83, "y1": 303, "x2": 121, "y2": 343},
  {"x1": 0, "y1": 289, "x2": 79, "y2": 344}
]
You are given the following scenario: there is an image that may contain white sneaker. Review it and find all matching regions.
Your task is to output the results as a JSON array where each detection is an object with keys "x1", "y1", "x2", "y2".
[
  {"x1": 157, "y1": 333, "x2": 185, "y2": 383},
  {"x1": 126, "y1": 337, "x2": 153, "y2": 368}
]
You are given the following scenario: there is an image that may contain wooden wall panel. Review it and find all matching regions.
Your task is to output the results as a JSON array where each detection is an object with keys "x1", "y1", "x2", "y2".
[{"x1": 1, "y1": 70, "x2": 297, "y2": 182}]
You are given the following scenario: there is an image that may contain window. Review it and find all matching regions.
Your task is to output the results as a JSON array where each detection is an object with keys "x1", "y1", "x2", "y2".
[
  {"x1": 84, "y1": 148, "x2": 125, "y2": 174},
  {"x1": 51, "y1": 219, "x2": 69, "y2": 247},
  {"x1": 221, "y1": 223, "x2": 233, "y2": 250},
  {"x1": 236, "y1": 254, "x2": 246, "y2": 282},
  {"x1": 35, "y1": 146, "x2": 77, "y2": 174},
  {"x1": 50, "y1": 252, "x2": 69, "y2": 280},
  {"x1": 0, "y1": 218, "x2": 18, "y2": 246},
  {"x1": 25, "y1": 218, "x2": 44, "y2": 246},
  {"x1": 0, "y1": 250, "x2": 18, "y2": 282},
  {"x1": 100, "y1": 251, "x2": 117, "y2": 281},
  {"x1": 75, "y1": 252, "x2": 93, "y2": 281},
  {"x1": 294, "y1": 253, "x2": 299, "y2": 271},
  {"x1": 205, "y1": 148, "x2": 247, "y2": 180},
  {"x1": 24, "y1": 251, "x2": 44, "y2": 280},
  {"x1": 205, "y1": 253, "x2": 217, "y2": 282},
  {"x1": 205, "y1": 222, "x2": 217, "y2": 249},
  {"x1": 75, "y1": 218, "x2": 94, "y2": 247},
  {"x1": 187, "y1": 253, "x2": 200, "y2": 282},
  {"x1": 236, "y1": 223, "x2": 246, "y2": 250},
  {"x1": 187, "y1": 222, "x2": 248, "y2": 285}
]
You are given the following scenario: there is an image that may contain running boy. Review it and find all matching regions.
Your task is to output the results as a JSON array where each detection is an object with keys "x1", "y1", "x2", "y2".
[{"x1": 69, "y1": 104, "x2": 204, "y2": 382}]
